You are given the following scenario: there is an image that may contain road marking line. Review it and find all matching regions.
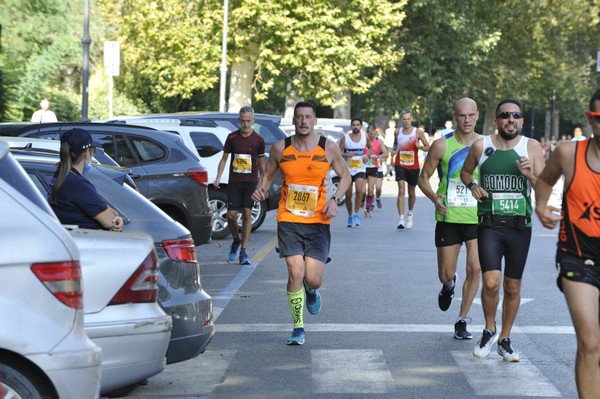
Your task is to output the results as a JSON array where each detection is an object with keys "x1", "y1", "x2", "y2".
[
  {"x1": 452, "y1": 351, "x2": 562, "y2": 397},
  {"x1": 312, "y1": 349, "x2": 393, "y2": 394},
  {"x1": 215, "y1": 323, "x2": 574, "y2": 334},
  {"x1": 212, "y1": 234, "x2": 277, "y2": 321}
]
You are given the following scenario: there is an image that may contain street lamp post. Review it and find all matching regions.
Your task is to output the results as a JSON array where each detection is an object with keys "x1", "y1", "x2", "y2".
[
  {"x1": 219, "y1": 0, "x2": 228, "y2": 113},
  {"x1": 81, "y1": 0, "x2": 91, "y2": 121}
]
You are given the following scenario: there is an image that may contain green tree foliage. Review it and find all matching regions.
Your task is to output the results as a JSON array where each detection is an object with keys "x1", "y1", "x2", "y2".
[
  {"x1": 228, "y1": 0, "x2": 406, "y2": 107},
  {"x1": 98, "y1": 0, "x2": 223, "y2": 112}
]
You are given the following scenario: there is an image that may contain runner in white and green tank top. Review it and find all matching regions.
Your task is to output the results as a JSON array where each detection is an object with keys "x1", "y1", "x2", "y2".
[
  {"x1": 460, "y1": 99, "x2": 545, "y2": 363},
  {"x1": 477, "y1": 134, "x2": 533, "y2": 226}
]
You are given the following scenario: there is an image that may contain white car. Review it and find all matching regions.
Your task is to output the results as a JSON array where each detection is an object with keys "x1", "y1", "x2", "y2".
[
  {"x1": 0, "y1": 141, "x2": 102, "y2": 398},
  {"x1": 70, "y1": 228, "x2": 172, "y2": 395},
  {"x1": 1, "y1": 139, "x2": 173, "y2": 395}
]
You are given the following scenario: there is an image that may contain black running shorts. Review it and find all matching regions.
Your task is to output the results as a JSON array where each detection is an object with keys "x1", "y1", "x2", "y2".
[
  {"x1": 394, "y1": 165, "x2": 419, "y2": 186},
  {"x1": 227, "y1": 181, "x2": 257, "y2": 210},
  {"x1": 435, "y1": 222, "x2": 478, "y2": 247},
  {"x1": 477, "y1": 226, "x2": 532, "y2": 279},
  {"x1": 555, "y1": 252, "x2": 600, "y2": 292}
]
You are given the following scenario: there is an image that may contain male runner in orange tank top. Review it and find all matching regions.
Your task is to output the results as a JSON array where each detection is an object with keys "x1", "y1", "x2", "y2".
[
  {"x1": 252, "y1": 101, "x2": 351, "y2": 345},
  {"x1": 535, "y1": 89, "x2": 600, "y2": 399}
]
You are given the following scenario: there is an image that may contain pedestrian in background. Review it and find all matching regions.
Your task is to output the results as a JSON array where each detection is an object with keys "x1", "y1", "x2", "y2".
[
  {"x1": 461, "y1": 99, "x2": 545, "y2": 362},
  {"x1": 418, "y1": 97, "x2": 482, "y2": 340},
  {"x1": 214, "y1": 106, "x2": 266, "y2": 265},
  {"x1": 252, "y1": 101, "x2": 350, "y2": 345},
  {"x1": 31, "y1": 98, "x2": 58, "y2": 123},
  {"x1": 364, "y1": 123, "x2": 388, "y2": 215},
  {"x1": 535, "y1": 89, "x2": 600, "y2": 399}
]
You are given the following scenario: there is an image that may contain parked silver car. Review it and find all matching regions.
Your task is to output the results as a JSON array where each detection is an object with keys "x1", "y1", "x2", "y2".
[
  {"x1": 6, "y1": 137, "x2": 215, "y2": 365},
  {"x1": 0, "y1": 140, "x2": 103, "y2": 398}
]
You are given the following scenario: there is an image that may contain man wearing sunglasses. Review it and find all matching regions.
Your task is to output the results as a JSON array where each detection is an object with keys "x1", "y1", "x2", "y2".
[
  {"x1": 535, "y1": 89, "x2": 600, "y2": 399},
  {"x1": 460, "y1": 99, "x2": 545, "y2": 362}
]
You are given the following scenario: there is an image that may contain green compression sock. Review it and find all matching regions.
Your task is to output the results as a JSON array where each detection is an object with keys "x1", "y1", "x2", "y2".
[{"x1": 287, "y1": 288, "x2": 304, "y2": 328}]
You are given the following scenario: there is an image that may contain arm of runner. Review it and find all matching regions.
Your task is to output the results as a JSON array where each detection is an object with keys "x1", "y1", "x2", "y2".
[
  {"x1": 518, "y1": 139, "x2": 545, "y2": 187},
  {"x1": 378, "y1": 138, "x2": 389, "y2": 161},
  {"x1": 325, "y1": 141, "x2": 351, "y2": 218},
  {"x1": 257, "y1": 153, "x2": 266, "y2": 177},
  {"x1": 460, "y1": 138, "x2": 488, "y2": 202},
  {"x1": 418, "y1": 138, "x2": 448, "y2": 215},
  {"x1": 214, "y1": 151, "x2": 230, "y2": 189},
  {"x1": 365, "y1": 136, "x2": 373, "y2": 160},
  {"x1": 252, "y1": 141, "x2": 282, "y2": 202},
  {"x1": 535, "y1": 144, "x2": 570, "y2": 229},
  {"x1": 417, "y1": 128, "x2": 430, "y2": 152}
]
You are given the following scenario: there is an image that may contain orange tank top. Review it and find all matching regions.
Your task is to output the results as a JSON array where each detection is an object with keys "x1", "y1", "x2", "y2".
[
  {"x1": 277, "y1": 136, "x2": 331, "y2": 224},
  {"x1": 558, "y1": 139, "x2": 600, "y2": 258}
]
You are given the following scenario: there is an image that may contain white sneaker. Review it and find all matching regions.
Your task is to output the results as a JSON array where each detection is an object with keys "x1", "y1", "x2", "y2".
[
  {"x1": 397, "y1": 218, "x2": 405, "y2": 230},
  {"x1": 473, "y1": 327, "x2": 498, "y2": 358},
  {"x1": 406, "y1": 214, "x2": 414, "y2": 229},
  {"x1": 497, "y1": 337, "x2": 520, "y2": 362}
]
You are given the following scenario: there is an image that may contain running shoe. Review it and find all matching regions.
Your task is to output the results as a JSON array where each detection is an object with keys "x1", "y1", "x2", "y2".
[
  {"x1": 305, "y1": 286, "x2": 321, "y2": 315},
  {"x1": 376, "y1": 197, "x2": 382, "y2": 209},
  {"x1": 473, "y1": 326, "x2": 498, "y2": 358},
  {"x1": 438, "y1": 275, "x2": 456, "y2": 311},
  {"x1": 397, "y1": 219, "x2": 405, "y2": 230},
  {"x1": 406, "y1": 213, "x2": 414, "y2": 229},
  {"x1": 353, "y1": 214, "x2": 361, "y2": 226},
  {"x1": 228, "y1": 240, "x2": 241, "y2": 262},
  {"x1": 287, "y1": 327, "x2": 305, "y2": 345},
  {"x1": 454, "y1": 318, "x2": 473, "y2": 340},
  {"x1": 369, "y1": 203, "x2": 375, "y2": 212},
  {"x1": 347, "y1": 216, "x2": 353, "y2": 228},
  {"x1": 239, "y1": 251, "x2": 251, "y2": 265},
  {"x1": 497, "y1": 337, "x2": 520, "y2": 362}
]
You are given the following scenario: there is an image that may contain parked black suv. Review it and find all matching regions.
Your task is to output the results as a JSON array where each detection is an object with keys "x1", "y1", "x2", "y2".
[{"x1": 15, "y1": 122, "x2": 213, "y2": 245}]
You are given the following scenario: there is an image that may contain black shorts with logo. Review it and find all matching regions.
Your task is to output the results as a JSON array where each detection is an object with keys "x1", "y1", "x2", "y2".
[
  {"x1": 556, "y1": 252, "x2": 600, "y2": 292},
  {"x1": 227, "y1": 181, "x2": 257, "y2": 210},
  {"x1": 435, "y1": 222, "x2": 478, "y2": 247},
  {"x1": 477, "y1": 225, "x2": 532, "y2": 279}
]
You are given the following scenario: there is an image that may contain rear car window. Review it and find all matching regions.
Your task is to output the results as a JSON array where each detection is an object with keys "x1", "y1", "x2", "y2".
[
  {"x1": 190, "y1": 132, "x2": 223, "y2": 158},
  {"x1": 0, "y1": 155, "x2": 56, "y2": 217}
]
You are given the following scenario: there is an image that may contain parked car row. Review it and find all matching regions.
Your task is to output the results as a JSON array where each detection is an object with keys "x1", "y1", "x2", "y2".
[{"x1": 1, "y1": 137, "x2": 215, "y2": 396}]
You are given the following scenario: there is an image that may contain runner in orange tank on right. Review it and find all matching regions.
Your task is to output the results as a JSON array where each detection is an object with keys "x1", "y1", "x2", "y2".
[{"x1": 535, "y1": 89, "x2": 600, "y2": 399}]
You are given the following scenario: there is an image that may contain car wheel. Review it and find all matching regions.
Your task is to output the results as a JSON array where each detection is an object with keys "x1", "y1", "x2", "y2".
[
  {"x1": 331, "y1": 176, "x2": 346, "y2": 205},
  {"x1": 0, "y1": 363, "x2": 47, "y2": 399},
  {"x1": 208, "y1": 190, "x2": 268, "y2": 239},
  {"x1": 208, "y1": 190, "x2": 230, "y2": 239}
]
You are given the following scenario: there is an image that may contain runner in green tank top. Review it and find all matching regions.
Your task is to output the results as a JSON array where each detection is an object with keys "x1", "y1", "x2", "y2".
[
  {"x1": 460, "y1": 99, "x2": 545, "y2": 362},
  {"x1": 418, "y1": 97, "x2": 482, "y2": 340}
]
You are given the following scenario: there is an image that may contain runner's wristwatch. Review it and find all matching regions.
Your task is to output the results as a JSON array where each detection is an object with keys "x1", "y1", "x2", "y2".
[{"x1": 332, "y1": 196, "x2": 344, "y2": 205}]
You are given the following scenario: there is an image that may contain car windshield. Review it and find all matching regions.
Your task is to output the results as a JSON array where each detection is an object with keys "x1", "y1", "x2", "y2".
[
  {"x1": 213, "y1": 119, "x2": 285, "y2": 146},
  {"x1": 0, "y1": 153, "x2": 56, "y2": 217}
]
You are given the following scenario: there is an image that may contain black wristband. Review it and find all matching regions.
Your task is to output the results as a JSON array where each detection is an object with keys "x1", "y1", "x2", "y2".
[{"x1": 467, "y1": 181, "x2": 476, "y2": 190}]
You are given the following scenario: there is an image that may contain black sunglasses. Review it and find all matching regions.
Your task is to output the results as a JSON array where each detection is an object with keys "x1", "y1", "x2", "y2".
[
  {"x1": 496, "y1": 111, "x2": 523, "y2": 120},
  {"x1": 589, "y1": 111, "x2": 600, "y2": 123}
]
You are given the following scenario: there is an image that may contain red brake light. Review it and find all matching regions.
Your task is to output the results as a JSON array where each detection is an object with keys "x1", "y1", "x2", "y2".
[
  {"x1": 31, "y1": 261, "x2": 83, "y2": 309},
  {"x1": 162, "y1": 238, "x2": 197, "y2": 263},
  {"x1": 188, "y1": 168, "x2": 208, "y2": 186},
  {"x1": 110, "y1": 250, "x2": 159, "y2": 305}
]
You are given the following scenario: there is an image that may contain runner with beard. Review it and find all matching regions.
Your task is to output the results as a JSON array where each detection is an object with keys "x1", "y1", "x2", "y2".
[{"x1": 460, "y1": 99, "x2": 545, "y2": 362}]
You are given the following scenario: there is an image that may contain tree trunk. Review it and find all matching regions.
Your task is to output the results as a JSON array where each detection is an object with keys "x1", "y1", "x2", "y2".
[
  {"x1": 228, "y1": 60, "x2": 255, "y2": 113},
  {"x1": 333, "y1": 90, "x2": 351, "y2": 119}
]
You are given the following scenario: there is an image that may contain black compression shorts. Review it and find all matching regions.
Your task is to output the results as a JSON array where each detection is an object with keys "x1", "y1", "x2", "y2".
[{"x1": 477, "y1": 225, "x2": 532, "y2": 279}]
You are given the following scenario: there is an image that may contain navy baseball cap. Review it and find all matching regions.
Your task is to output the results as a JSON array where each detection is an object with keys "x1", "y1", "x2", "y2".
[{"x1": 61, "y1": 128, "x2": 94, "y2": 152}]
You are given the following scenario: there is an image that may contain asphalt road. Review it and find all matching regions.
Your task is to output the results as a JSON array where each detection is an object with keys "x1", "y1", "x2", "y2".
[{"x1": 121, "y1": 177, "x2": 577, "y2": 399}]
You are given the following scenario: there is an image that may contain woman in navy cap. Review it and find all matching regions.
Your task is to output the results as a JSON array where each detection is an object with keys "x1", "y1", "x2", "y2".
[{"x1": 50, "y1": 128, "x2": 123, "y2": 231}]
